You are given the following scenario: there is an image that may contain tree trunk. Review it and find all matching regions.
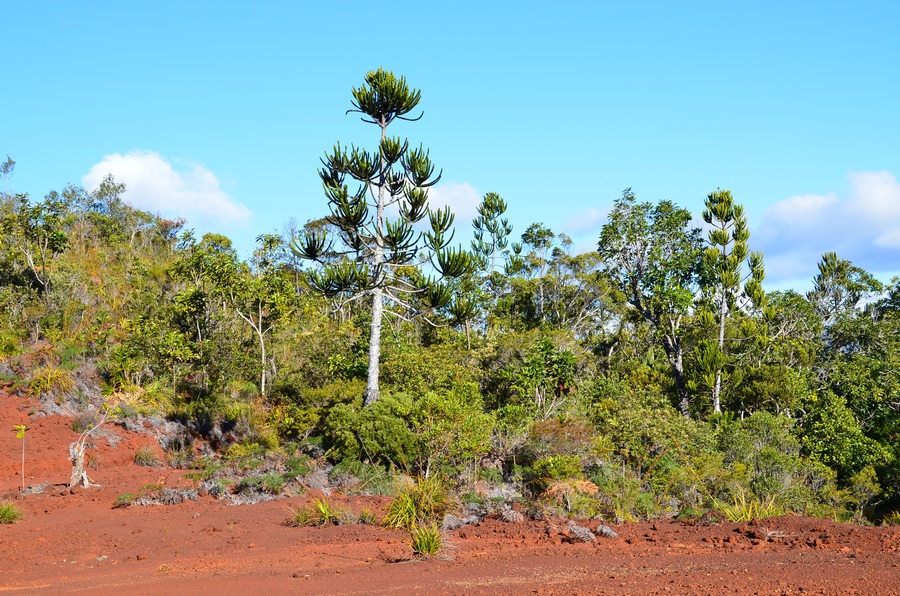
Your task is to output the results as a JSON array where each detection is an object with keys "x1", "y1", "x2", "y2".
[
  {"x1": 68, "y1": 442, "x2": 91, "y2": 488},
  {"x1": 365, "y1": 286, "x2": 384, "y2": 406},
  {"x1": 712, "y1": 291, "x2": 727, "y2": 414}
]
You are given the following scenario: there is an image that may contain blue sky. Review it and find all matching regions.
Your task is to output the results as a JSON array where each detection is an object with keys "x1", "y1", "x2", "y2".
[{"x1": 5, "y1": 1, "x2": 899, "y2": 290}]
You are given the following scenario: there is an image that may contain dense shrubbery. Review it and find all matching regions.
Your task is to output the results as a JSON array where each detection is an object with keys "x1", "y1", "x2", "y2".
[{"x1": 3, "y1": 148, "x2": 899, "y2": 524}]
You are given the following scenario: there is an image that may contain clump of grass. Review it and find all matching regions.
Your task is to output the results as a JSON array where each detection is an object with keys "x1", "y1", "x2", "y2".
[
  {"x1": 289, "y1": 505, "x2": 313, "y2": 526},
  {"x1": 881, "y1": 511, "x2": 900, "y2": 526},
  {"x1": 28, "y1": 366, "x2": 75, "y2": 399},
  {"x1": 71, "y1": 411, "x2": 99, "y2": 434},
  {"x1": 383, "y1": 476, "x2": 451, "y2": 531},
  {"x1": 410, "y1": 524, "x2": 443, "y2": 557},
  {"x1": 311, "y1": 497, "x2": 339, "y2": 525},
  {"x1": 288, "y1": 497, "x2": 346, "y2": 526},
  {"x1": 357, "y1": 508, "x2": 377, "y2": 525},
  {"x1": 0, "y1": 500, "x2": 24, "y2": 524},
  {"x1": 165, "y1": 437, "x2": 194, "y2": 469},
  {"x1": 134, "y1": 445, "x2": 159, "y2": 467},
  {"x1": 715, "y1": 489, "x2": 783, "y2": 522}
]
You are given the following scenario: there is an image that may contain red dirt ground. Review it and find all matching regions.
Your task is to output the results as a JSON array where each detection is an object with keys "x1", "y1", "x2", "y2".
[{"x1": 2, "y1": 390, "x2": 900, "y2": 595}]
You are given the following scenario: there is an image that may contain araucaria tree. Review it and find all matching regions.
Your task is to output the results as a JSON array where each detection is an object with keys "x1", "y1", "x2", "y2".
[
  {"x1": 697, "y1": 189, "x2": 768, "y2": 413},
  {"x1": 291, "y1": 69, "x2": 472, "y2": 405}
]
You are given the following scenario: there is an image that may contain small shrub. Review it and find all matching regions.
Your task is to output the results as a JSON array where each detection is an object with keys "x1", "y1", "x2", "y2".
[
  {"x1": 410, "y1": 524, "x2": 443, "y2": 557},
  {"x1": 134, "y1": 445, "x2": 160, "y2": 467},
  {"x1": 113, "y1": 493, "x2": 136, "y2": 508},
  {"x1": 311, "y1": 497, "x2": 339, "y2": 525},
  {"x1": 0, "y1": 500, "x2": 24, "y2": 523},
  {"x1": 28, "y1": 366, "x2": 75, "y2": 399},
  {"x1": 329, "y1": 460, "x2": 394, "y2": 495},
  {"x1": 532, "y1": 455, "x2": 583, "y2": 489},
  {"x1": 284, "y1": 455, "x2": 312, "y2": 478},
  {"x1": 261, "y1": 472, "x2": 286, "y2": 495}
]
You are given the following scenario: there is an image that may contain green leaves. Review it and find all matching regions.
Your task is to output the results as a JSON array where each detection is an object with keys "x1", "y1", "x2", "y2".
[
  {"x1": 350, "y1": 68, "x2": 422, "y2": 126},
  {"x1": 13, "y1": 424, "x2": 28, "y2": 439}
]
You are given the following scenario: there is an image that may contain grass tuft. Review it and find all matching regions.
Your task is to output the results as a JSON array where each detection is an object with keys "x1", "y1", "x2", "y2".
[
  {"x1": 410, "y1": 524, "x2": 443, "y2": 557},
  {"x1": 0, "y1": 501, "x2": 24, "y2": 524},
  {"x1": 134, "y1": 445, "x2": 160, "y2": 467}
]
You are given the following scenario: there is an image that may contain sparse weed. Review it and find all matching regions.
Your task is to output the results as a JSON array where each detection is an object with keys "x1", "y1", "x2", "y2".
[
  {"x1": 357, "y1": 508, "x2": 377, "y2": 525},
  {"x1": 134, "y1": 445, "x2": 159, "y2": 467},
  {"x1": 0, "y1": 500, "x2": 24, "y2": 523},
  {"x1": 288, "y1": 497, "x2": 344, "y2": 526},
  {"x1": 289, "y1": 505, "x2": 313, "y2": 526},
  {"x1": 113, "y1": 493, "x2": 136, "y2": 508}
]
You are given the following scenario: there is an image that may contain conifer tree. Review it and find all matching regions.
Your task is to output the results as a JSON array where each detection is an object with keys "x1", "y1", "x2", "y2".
[
  {"x1": 291, "y1": 69, "x2": 472, "y2": 405},
  {"x1": 698, "y1": 189, "x2": 768, "y2": 413}
]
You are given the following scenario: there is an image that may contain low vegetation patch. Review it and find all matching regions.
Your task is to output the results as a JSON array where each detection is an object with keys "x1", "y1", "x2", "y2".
[{"x1": 0, "y1": 500, "x2": 24, "y2": 524}]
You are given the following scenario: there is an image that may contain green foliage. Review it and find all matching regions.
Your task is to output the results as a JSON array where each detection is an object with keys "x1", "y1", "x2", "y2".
[
  {"x1": 532, "y1": 455, "x2": 583, "y2": 487},
  {"x1": 411, "y1": 389, "x2": 493, "y2": 476},
  {"x1": 715, "y1": 411, "x2": 803, "y2": 500},
  {"x1": 0, "y1": 500, "x2": 23, "y2": 524},
  {"x1": 410, "y1": 524, "x2": 443, "y2": 557},
  {"x1": 715, "y1": 488, "x2": 784, "y2": 522},
  {"x1": 383, "y1": 476, "x2": 451, "y2": 530},
  {"x1": 322, "y1": 392, "x2": 418, "y2": 469},
  {"x1": 28, "y1": 365, "x2": 75, "y2": 398},
  {"x1": 800, "y1": 391, "x2": 888, "y2": 483},
  {"x1": 508, "y1": 336, "x2": 577, "y2": 419},
  {"x1": 328, "y1": 460, "x2": 394, "y2": 495}
]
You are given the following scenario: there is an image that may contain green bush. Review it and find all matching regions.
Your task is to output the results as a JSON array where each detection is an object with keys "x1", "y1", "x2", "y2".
[
  {"x1": 800, "y1": 391, "x2": 889, "y2": 482},
  {"x1": 322, "y1": 393, "x2": 418, "y2": 469},
  {"x1": 411, "y1": 389, "x2": 494, "y2": 476},
  {"x1": 532, "y1": 455, "x2": 583, "y2": 486},
  {"x1": 715, "y1": 411, "x2": 803, "y2": 501}
]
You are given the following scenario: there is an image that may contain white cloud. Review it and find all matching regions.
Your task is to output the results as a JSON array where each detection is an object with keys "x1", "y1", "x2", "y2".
[
  {"x1": 755, "y1": 170, "x2": 900, "y2": 285},
  {"x1": 82, "y1": 150, "x2": 251, "y2": 225},
  {"x1": 427, "y1": 181, "x2": 482, "y2": 222}
]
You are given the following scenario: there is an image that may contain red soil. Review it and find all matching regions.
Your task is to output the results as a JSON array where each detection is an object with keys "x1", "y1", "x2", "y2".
[{"x1": 2, "y1": 390, "x2": 900, "y2": 595}]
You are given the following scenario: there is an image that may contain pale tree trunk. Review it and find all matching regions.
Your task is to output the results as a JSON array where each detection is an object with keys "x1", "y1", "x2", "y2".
[
  {"x1": 68, "y1": 442, "x2": 92, "y2": 488},
  {"x1": 712, "y1": 292, "x2": 727, "y2": 413},
  {"x1": 366, "y1": 286, "x2": 384, "y2": 406},
  {"x1": 364, "y1": 119, "x2": 388, "y2": 406}
]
